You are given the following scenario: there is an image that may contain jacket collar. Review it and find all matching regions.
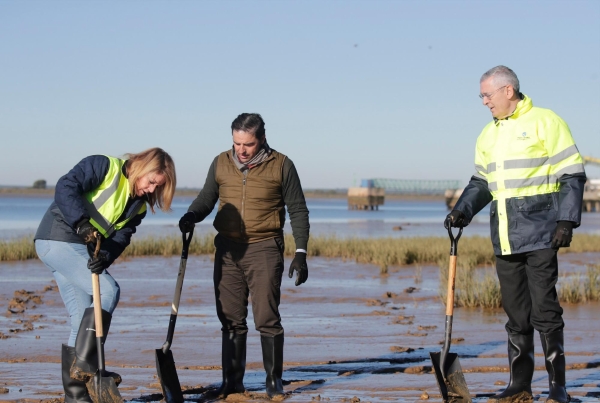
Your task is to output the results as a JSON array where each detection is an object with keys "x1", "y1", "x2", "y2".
[{"x1": 494, "y1": 94, "x2": 532, "y2": 125}]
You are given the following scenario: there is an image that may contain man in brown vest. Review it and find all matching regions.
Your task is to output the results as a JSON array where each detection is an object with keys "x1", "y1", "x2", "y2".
[{"x1": 179, "y1": 113, "x2": 310, "y2": 399}]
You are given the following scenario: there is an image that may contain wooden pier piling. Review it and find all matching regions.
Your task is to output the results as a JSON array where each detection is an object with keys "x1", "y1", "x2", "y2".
[{"x1": 347, "y1": 187, "x2": 385, "y2": 210}]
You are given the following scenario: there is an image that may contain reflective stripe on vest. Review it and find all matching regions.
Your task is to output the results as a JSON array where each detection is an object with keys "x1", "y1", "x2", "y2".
[{"x1": 83, "y1": 156, "x2": 147, "y2": 237}]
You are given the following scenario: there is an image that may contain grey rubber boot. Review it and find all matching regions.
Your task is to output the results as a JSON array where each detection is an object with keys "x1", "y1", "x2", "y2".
[
  {"x1": 488, "y1": 333, "x2": 534, "y2": 403},
  {"x1": 540, "y1": 330, "x2": 571, "y2": 403},
  {"x1": 62, "y1": 344, "x2": 92, "y2": 403},
  {"x1": 70, "y1": 307, "x2": 121, "y2": 385},
  {"x1": 261, "y1": 334, "x2": 285, "y2": 398},
  {"x1": 217, "y1": 332, "x2": 247, "y2": 397}
]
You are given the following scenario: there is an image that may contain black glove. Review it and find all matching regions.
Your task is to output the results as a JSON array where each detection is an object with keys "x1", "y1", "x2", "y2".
[
  {"x1": 551, "y1": 221, "x2": 573, "y2": 249},
  {"x1": 87, "y1": 251, "x2": 110, "y2": 274},
  {"x1": 288, "y1": 252, "x2": 308, "y2": 286},
  {"x1": 179, "y1": 212, "x2": 196, "y2": 233},
  {"x1": 444, "y1": 210, "x2": 469, "y2": 229},
  {"x1": 76, "y1": 219, "x2": 97, "y2": 245}
]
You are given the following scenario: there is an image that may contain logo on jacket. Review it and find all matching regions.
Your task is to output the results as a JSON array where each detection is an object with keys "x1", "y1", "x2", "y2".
[{"x1": 517, "y1": 131, "x2": 530, "y2": 141}]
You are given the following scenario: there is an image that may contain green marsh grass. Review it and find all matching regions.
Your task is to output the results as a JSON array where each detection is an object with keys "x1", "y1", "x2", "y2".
[
  {"x1": 557, "y1": 264, "x2": 600, "y2": 304},
  {"x1": 438, "y1": 259, "x2": 600, "y2": 309},
  {"x1": 3, "y1": 233, "x2": 600, "y2": 307},
  {"x1": 0, "y1": 237, "x2": 37, "y2": 261},
  {"x1": 121, "y1": 233, "x2": 217, "y2": 258},
  {"x1": 4, "y1": 233, "x2": 600, "y2": 264},
  {"x1": 438, "y1": 264, "x2": 502, "y2": 309}
]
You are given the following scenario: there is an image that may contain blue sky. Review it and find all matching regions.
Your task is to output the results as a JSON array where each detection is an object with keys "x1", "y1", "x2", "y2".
[{"x1": 1, "y1": 0, "x2": 599, "y2": 188}]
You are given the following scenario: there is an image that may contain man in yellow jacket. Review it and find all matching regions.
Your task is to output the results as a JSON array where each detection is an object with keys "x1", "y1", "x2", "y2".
[{"x1": 445, "y1": 66, "x2": 586, "y2": 403}]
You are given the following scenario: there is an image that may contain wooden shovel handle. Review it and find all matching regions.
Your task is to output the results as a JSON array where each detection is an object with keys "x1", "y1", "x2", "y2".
[
  {"x1": 92, "y1": 233, "x2": 104, "y2": 338},
  {"x1": 446, "y1": 226, "x2": 462, "y2": 316},
  {"x1": 446, "y1": 255, "x2": 457, "y2": 316}
]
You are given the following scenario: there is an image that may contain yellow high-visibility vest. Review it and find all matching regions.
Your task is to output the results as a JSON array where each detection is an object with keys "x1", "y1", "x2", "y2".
[{"x1": 83, "y1": 156, "x2": 147, "y2": 237}]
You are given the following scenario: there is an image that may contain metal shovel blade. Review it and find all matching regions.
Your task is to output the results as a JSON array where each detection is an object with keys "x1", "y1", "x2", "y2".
[
  {"x1": 87, "y1": 373, "x2": 123, "y2": 403},
  {"x1": 430, "y1": 351, "x2": 471, "y2": 403},
  {"x1": 155, "y1": 347, "x2": 184, "y2": 403}
]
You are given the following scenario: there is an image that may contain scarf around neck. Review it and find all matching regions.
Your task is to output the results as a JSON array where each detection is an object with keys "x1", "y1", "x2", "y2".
[{"x1": 231, "y1": 141, "x2": 272, "y2": 171}]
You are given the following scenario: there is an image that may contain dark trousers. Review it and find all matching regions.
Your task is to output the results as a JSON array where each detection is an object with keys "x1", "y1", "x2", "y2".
[
  {"x1": 496, "y1": 248, "x2": 564, "y2": 335},
  {"x1": 213, "y1": 235, "x2": 285, "y2": 337}
]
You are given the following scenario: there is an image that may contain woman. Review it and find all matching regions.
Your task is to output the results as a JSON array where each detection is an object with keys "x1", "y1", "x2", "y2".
[{"x1": 34, "y1": 147, "x2": 176, "y2": 402}]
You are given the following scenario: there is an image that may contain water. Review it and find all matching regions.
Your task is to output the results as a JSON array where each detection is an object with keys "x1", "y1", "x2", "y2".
[{"x1": 1, "y1": 194, "x2": 599, "y2": 240}]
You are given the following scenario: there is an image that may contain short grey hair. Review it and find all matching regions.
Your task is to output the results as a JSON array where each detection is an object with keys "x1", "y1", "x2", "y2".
[{"x1": 480, "y1": 65, "x2": 520, "y2": 93}]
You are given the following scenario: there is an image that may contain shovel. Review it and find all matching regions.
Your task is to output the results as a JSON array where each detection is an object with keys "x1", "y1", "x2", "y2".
[
  {"x1": 430, "y1": 225, "x2": 472, "y2": 403},
  {"x1": 87, "y1": 233, "x2": 123, "y2": 403},
  {"x1": 155, "y1": 229, "x2": 194, "y2": 403}
]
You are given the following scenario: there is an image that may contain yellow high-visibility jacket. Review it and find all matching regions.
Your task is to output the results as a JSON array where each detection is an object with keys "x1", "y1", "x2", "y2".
[
  {"x1": 35, "y1": 155, "x2": 148, "y2": 266},
  {"x1": 455, "y1": 95, "x2": 586, "y2": 255}
]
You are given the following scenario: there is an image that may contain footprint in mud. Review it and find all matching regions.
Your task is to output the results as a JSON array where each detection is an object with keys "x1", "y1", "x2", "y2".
[
  {"x1": 9, "y1": 320, "x2": 35, "y2": 333},
  {"x1": 365, "y1": 299, "x2": 389, "y2": 307},
  {"x1": 5, "y1": 286, "x2": 57, "y2": 337},
  {"x1": 8, "y1": 290, "x2": 41, "y2": 313},
  {"x1": 370, "y1": 310, "x2": 390, "y2": 316},
  {"x1": 389, "y1": 346, "x2": 415, "y2": 353},
  {"x1": 211, "y1": 391, "x2": 290, "y2": 402},
  {"x1": 402, "y1": 331, "x2": 428, "y2": 337},
  {"x1": 438, "y1": 337, "x2": 465, "y2": 344},
  {"x1": 392, "y1": 315, "x2": 415, "y2": 325},
  {"x1": 403, "y1": 365, "x2": 428, "y2": 374}
]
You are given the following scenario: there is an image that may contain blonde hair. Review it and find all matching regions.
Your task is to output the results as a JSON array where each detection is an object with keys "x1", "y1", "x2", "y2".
[{"x1": 124, "y1": 147, "x2": 176, "y2": 213}]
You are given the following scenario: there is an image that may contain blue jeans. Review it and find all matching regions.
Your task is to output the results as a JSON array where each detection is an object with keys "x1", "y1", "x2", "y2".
[{"x1": 35, "y1": 239, "x2": 120, "y2": 346}]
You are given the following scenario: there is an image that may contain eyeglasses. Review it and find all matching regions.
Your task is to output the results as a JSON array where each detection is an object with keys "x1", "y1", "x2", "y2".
[{"x1": 479, "y1": 85, "x2": 507, "y2": 100}]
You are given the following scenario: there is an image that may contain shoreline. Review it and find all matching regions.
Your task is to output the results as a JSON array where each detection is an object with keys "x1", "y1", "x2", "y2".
[{"x1": 0, "y1": 187, "x2": 446, "y2": 200}]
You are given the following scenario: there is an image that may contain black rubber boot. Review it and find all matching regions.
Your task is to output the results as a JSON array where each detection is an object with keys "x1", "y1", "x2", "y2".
[
  {"x1": 540, "y1": 330, "x2": 571, "y2": 403},
  {"x1": 261, "y1": 334, "x2": 285, "y2": 399},
  {"x1": 217, "y1": 332, "x2": 247, "y2": 397},
  {"x1": 62, "y1": 344, "x2": 92, "y2": 403},
  {"x1": 70, "y1": 307, "x2": 121, "y2": 385},
  {"x1": 488, "y1": 332, "x2": 534, "y2": 403}
]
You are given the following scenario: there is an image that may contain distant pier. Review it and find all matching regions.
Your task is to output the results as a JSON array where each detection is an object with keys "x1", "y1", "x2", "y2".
[
  {"x1": 347, "y1": 187, "x2": 385, "y2": 210},
  {"x1": 584, "y1": 179, "x2": 600, "y2": 212},
  {"x1": 348, "y1": 179, "x2": 462, "y2": 211}
]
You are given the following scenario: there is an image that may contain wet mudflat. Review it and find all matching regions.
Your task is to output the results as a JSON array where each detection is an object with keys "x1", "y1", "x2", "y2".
[{"x1": 1, "y1": 253, "x2": 599, "y2": 402}]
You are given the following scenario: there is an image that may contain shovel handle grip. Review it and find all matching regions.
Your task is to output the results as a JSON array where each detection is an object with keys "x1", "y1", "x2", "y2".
[{"x1": 447, "y1": 225, "x2": 463, "y2": 256}]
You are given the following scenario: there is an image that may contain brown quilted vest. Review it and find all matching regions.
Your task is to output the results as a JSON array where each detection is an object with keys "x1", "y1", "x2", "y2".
[{"x1": 213, "y1": 150, "x2": 287, "y2": 243}]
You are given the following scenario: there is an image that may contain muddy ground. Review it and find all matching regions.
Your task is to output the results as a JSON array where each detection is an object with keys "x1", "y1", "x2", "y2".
[{"x1": 1, "y1": 253, "x2": 599, "y2": 402}]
